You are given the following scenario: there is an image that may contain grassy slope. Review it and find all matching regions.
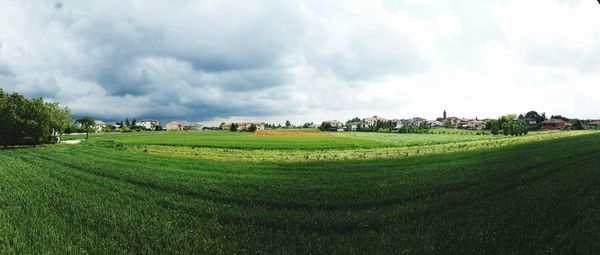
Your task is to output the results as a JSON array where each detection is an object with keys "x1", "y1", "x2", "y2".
[{"x1": 1, "y1": 133, "x2": 600, "y2": 254}]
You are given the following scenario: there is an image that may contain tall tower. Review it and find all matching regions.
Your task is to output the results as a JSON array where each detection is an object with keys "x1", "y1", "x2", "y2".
[{"x1": 443, "y1": 110, "x2": 447, "y2": 120}]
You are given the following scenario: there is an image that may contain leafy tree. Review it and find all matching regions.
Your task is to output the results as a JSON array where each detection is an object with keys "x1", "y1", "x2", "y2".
[
  {"x1": 572, "y1": 119, "x2": 585, "y2": 130},
  {"x1": 0, "y1": 90, "x2": 71, "y2": 146},
  {"x1": 46, "y1": 102, "x2": 71, "y2": 143},
  {"x1": 486, "y1": 119, "x2": 500, "y2": 135},
  {"x1": 131, "y1": 118, "x2": 137, "y2": 127},
  {"x1": 346, "y1": 117, "x2": 361, "y2": 124},
  {"x1": 302, "y1": 122, "x2": 314, "y2": 128},
  {"x1": 248, "y1": 124, "x2": 257, "y2": 132},
  {"x1": 229, "y1": 123, "x2": 238, "y2": 132},
  {"x1": 319, "y1": 121, "x2": 332, "y2": 131},
  {"x1": 125, "y1": 118, "x2": 130, "y2": 127},
  {"x1": 77, "y1": 116, "x2": 95, "y2": 139},
  {"x1": 285, "y1": 120, "x2": 291, "y2": 128}
]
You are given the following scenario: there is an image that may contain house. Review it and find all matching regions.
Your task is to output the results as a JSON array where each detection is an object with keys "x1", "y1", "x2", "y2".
[
  {"x1": 137, "y1": 119, "x2": 160, "y2": 130},
  {"x1": 362, "y1": 116, "x2": 386, "y2": 127},
  {"x1": 346, "y1": 122, "x2": 362, "y2": 131},
  {"x1": 391, "y1": 119, "x2": 405, "y2": 129},
  {"x1": 585, "y1": 120, "x2": 600, "y2": 130},
  {"x1": 467, "y1": 120, "x2": 486, "y2": 130},
  {"x1": 221, "y1": 122, "x2": 265, "y2": 131},
  {"x1": 94, "y1": 120, "x2": 106, "y2": 133},
  {"x1": 429, "y1": 120, "x2": 444, "y2": 128},
  {"x1": 542, "y1": 119, "x2": 566, "y2": 130},
  {"x1": 184, "y1": 123, "x2": 203, "y2": 131},
  {"x1": 456, "y1": 118, "x2": 470, "y2": 129},
  {"x1": 524, "y1": 117, "x2": 537, "y2": 125},
  {"x1": 407, "y1": 117, "x2": 427, "y2": 126},
  {"x1": 166, "y1": 121, "x2": 184, "y2": 131}
]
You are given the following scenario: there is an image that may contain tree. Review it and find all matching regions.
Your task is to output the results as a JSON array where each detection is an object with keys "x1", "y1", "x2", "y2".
[
  {"x1": 572, "y1": 119, "x2": 585, "y2": 130},
  {"x1": 248, "y1": 124, "x2": 257, "y2": 132},
  {"x1": 77, "y1": 117, "x2": 95, "y2": 139},
  {"x1": 131, "y1": 118, "x2": 137, "y2": 127},
  {"x1": 0, "y1": 89, "x2": 71, "y2": 146},
  {"x1": 346, "y1": 117, "x2": 361, "y2": 124},
  {"x1": 285, "y1": 120, "x2": 291, "y2": 128},
  {"x1": 319, "y1": 121, "x2": 332, "y2": 131},
  {"x1": 46, "y1": 102, "x2": 70, "y2": 143},
  {"x1": 302, "y1": 122, "x2": 314, "y2": 128},
  {"x1": 229, "y1": 123, "x2": 238, "y2": 132},
  {"x1": 125, "y1": 118, "x2": 130, "y2": 127}
]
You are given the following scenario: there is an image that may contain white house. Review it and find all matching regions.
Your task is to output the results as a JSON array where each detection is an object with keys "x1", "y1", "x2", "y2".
[
  {"x1": 94, "y1": 120, "x2": 106, "y2": 133},
  {"x1": 138, "y1": 119, "x2": 160, "y2": 130},
  {"x1": 362, "y1": 116, "x2": 386, "y2": 127},
  {"x1": 429, "y1": 120, "x2": 444, "y2": 128}
]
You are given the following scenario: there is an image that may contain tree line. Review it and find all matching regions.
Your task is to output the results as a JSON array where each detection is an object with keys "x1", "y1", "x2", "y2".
[{"x1": 0, "y1": 89, "x2": 70, "y2": 147}]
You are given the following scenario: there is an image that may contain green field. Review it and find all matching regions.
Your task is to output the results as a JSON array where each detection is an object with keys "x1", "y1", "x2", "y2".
[{"x1": 2, "y1": 130, "x2": 600, "y2": 254}]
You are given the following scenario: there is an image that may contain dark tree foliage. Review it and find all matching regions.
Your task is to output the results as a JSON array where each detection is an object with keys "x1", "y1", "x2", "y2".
[
  {"x1": 397, "y1": 122, "x2": 430, "y2": 134},
  {"x1": 302, "y1": 122, "x2": 314, "y2": 128},
  {"x1": 571, "y1": 119, "x2": 585, "y2": 130},
  {"x1": 0, "y1": 89, "x2": 70, "y2": 147},
  {"x1": 346, "y1": 117, "x2": 361, "y2": 124},
  {"x1": 319, "y1": 121, "x2": 332, "y2": 131},
  {"x1": 285, "y1": 120, "x2": 291, "y2": 127},
  {"x1": 248, "y1": 124, "x2": 257, "y2": 132},
  {"x1": 229, "y1": 123, "x2": 238, "y2": 132},
  {"x1": 522, "y1": 111, "x2": 547, "y2": 130},
  {"x1": 487, "y1": 115, "x2": 528, "y2": 136}
]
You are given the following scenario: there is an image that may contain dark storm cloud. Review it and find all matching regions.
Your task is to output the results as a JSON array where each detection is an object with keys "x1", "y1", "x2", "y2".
[{"x1": 1, "y1": 0, "x2": 435, "y2": 122}]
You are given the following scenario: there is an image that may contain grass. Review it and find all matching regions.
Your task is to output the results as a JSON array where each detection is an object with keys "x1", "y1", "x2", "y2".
[
  {"x1": 65, "y1": 129, "x2": 504, "y2": 150},
  {"x1": 2, "y1": 130, "x2": 600, "y2": 254}
]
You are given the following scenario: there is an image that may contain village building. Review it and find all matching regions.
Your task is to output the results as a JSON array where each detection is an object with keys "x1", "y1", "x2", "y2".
[
  {"x1": 542, "y1": 119, "x2": 566, "y2": 130},
  {"x1": 586, "y1": 120, "x2": 600, "y2": 130},
  {"x1": 466, "y1": 120, "x2": 486, "y2": 130},
  {"x1": 137, "y1": 119, "x2": 160, "y2": 130},
  {"x1": 346, "y1": 122, "x2": 362, "y2": 131},
  {"x1": 362, "y1": 116, "x2": 386, "y2": 128},
  {"x1": 93, "y1": 120, "x2": 106, "y2": 133},
  {"x1": 524, "y1": 117, "x2": 537, "y2": 125},
  {"x1": 220, "y1": 122, "x2": 265, "y2": 131},
  {"x1": 429, "y1": 120, "x2": 444, "y2": 128},
  {"x1": 184, "y1": 123, "x2": 203, "y2": 131},
  {"x1": 166, "y1": 121, "x2": 184, "y2": 131}
]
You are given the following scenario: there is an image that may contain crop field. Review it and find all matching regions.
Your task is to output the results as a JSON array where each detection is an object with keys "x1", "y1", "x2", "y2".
[
  {"x1": 67, "y1": 129, "x2": 504, "y2": 150},
  {"x1": 2, "y1": 130, "x2": 600, "y2": 254}
]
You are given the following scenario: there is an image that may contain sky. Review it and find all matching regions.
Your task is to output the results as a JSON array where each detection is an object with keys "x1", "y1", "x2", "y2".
[{"x1": 1, "y1": 0, "x2": 599, "y2": 125}]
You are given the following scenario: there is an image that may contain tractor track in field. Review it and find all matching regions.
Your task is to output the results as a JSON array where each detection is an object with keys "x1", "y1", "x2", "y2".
[{"x1": 21, "y1": 144, "x2": 600, "y2": 235}]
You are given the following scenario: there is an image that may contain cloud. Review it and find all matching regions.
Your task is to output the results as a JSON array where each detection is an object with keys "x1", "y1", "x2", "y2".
[
  {"x1": 489, "y1": 0, "x2": 600, "y2": 74},
  {"x1": 0, "y1": 0, "x2": 447, "y2": 123},
  {"x1": 0, "y1": 0, "x2": 598, "y2": 124}
]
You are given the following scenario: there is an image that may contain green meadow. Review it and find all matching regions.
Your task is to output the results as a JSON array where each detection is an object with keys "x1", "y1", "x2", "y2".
[{"x1": 2, "y1": 129, "x2": 600, "y2": 254}]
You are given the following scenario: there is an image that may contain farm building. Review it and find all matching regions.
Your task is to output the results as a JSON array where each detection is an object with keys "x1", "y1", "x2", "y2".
[
  {"x1": 542, "y1": 119, "x2": 566, "y2": 130},
  {"x1": 166, "y1": 121, "x2": 184, "y2": 131}
]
